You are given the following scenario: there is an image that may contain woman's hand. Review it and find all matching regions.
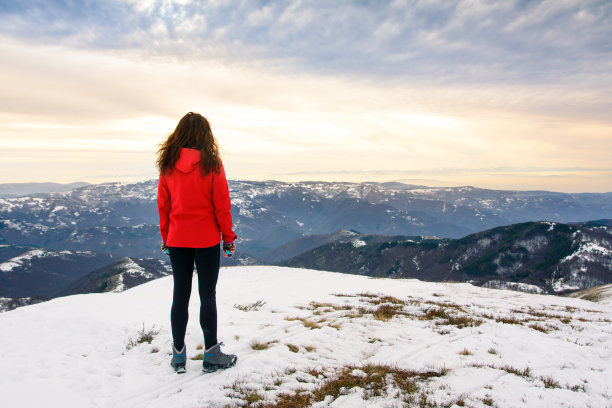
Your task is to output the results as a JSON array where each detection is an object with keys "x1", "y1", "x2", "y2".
[{"x1": 222, "y1": 241, "x2": 235, "y2": 258}]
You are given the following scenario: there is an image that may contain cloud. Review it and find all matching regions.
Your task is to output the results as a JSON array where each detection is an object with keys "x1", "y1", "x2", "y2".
[
  {"x1": 1, "y1": 0, "x2": 611, "y2": 87},
  {"x1": 0, "y1": 1, "x2": 611, "y2": 192},
  {"x1": 0, "y1": 33, "x2": 610, "y2": 185}
]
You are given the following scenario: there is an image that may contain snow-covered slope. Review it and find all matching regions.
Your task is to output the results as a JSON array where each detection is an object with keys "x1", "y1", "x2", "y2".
[
  {"x1": 568, "y1": 284, "x2": 612, "y2": 306},
  {"x1": 0, "y1": 267, "x2": 610, "y2": 408}
]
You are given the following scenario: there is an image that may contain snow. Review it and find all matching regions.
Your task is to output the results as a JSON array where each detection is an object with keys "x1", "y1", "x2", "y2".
[
  {"x1": 0, "y1": 266, "x2": 610, "y2": 408},
  {"x1": 562, "y1": 241, "x2": 611, "y2": 264},
  {"x1": 516, "y1": 235, "x2": 549, "y2": 252},
  {"x1": 351, "y1": 239, "x2": 366, "y2": 248},
  {"x1": 552, "y1": 239, "x2": 612, "y2": 292},
  {"x1": 0, "y1": 249, "x2": 47, "y2": 272},
  {"x1": 121, "y1": 259, "x2": 155, "y2": 280},
  {"x1": 0, "y1": 260, "x2": 20, "y2": 272},
  {"x1": 482, "y1": 280, "x2": 545, "y2": 294},
  {"x1": 50, "y1": 205, "x2": 67, "y2": 213},
  {"x1": 110, "y1": 273, "x2": 126, "y2": 293}
]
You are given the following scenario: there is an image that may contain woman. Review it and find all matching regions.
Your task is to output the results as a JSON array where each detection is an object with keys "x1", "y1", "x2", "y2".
[{"x1": 156, "y1": 112, "x2": 237, "y2": 374}]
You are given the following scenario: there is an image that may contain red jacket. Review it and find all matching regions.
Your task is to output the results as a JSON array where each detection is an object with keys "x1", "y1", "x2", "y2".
[{"x1": 157, "y1": 148, "x2": 236, "y2": 248}]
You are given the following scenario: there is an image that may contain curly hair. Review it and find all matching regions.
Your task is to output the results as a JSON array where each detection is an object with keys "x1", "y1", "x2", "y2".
[{"x1": 156, "y1": 112, "x2": 222, "y2": 175}]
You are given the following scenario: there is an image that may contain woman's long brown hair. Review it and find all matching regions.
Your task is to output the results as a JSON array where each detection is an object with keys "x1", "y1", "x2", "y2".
[{"x1": 156, "y1": 112, "x2": 222, "y2": 175}]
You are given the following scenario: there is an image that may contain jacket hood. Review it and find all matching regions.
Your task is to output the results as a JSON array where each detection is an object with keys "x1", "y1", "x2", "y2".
[{"x1": 175, "y1": 148, "x2": 201, "y2": 173}]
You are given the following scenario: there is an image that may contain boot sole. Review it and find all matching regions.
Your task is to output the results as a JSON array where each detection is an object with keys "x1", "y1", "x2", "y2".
[
  {"x1": 171, "y1": 361, "x2": 186, "y2": 374},
  {"x1": 202, "y1": 356, "x2": 237, "y2": 373}
]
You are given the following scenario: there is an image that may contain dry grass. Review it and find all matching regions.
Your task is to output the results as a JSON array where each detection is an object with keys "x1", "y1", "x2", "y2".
[
  {"x1": 528, "y1": 323, "x2": 558, "y2": 333},
  {"x1": 125, "y1": 323, "x2": 160, "y2": 350},
  {"x1": 365, "y1": 295, "x2": 407, "y2": 306},
  {"x1": 482, "y1": 395, "x2": 495, "y2": 406},
  {"x1": 191, "y1": 352, "x2": 204, "y2": 360},
  {"x1": 331, "y1": 293, "x2": 357, "y2": 298},
  {"x1": 250, "y1": 340, "x2": 278, "y2": 351},
  {"x1": 540, "y1": 376, "x2": 561, "y2": 389},
  {"x1": 223, "y1": 364, "x2": 449, "y2": 408},
  {"x1": 424, "y1": 300, "x2": 465, "y2": 312},
  {"x1": 224, "y1": 379, "x2": 265, "y2": 407},
  {"x1": 458, "y1": 348, "x2": 473, "y2": 356},
  {"x1": 373, "y1": 304, "x2": 406, "y2": 321},
  {"x1": 499, "y1": 365, "x2": 532, "y2": 378},
  {"x1": 328, "y1": 321, "x2": 343, "y2": 330},
  {"x1": 446, "y1": 314, "x2": 483, "y2": 328},
  {"x1": 297, "y1": 294, "x2": 485, "y2": 330},
  {"x1": 357, "y1": 292, "x2": 379, "y2": 298},
  {"x1": 494, "y1": 315, "x2": 525, "y2": 325},
  {"x1": 306, "y1": 367, "x2": 324, "y2": 377},
  {"x1": 471, "y1": 363, "x2": 531, "y2": 378},
  {"x1": 286, "y1": 344, "x2": 299, "y2": 353},
  {"x1": 234, "y1": 299, "x2": 266, "y2": 312},
  {"x1": 420, "y1": 306, "x2": 483, "y2": 328},
  {"x1": 284, "y1": 316, "x2": 322, "y2": 330}
]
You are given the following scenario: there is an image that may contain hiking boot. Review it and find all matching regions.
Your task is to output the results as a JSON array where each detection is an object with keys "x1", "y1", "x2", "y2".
[
  {"x1": 202, "y1": 342, "x2": 237, "y2": 373},
  {"x1": 171, "y1": 343, "x2": 187, "y2": 374}
]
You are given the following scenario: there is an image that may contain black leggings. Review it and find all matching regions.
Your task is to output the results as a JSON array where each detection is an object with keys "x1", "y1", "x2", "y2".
[{"x1": 168, "y1": 245, "x2": 220, "y2": 350}]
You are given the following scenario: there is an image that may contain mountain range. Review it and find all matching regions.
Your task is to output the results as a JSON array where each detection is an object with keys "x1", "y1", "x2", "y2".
[
  {"x1": 0, "y1": 245, "x2": 172, "y2": 311},
  {"x1": 283, "y1": 220, "x2": 612, "y2": 295},
  {"x1": 0, "y1": 180, "x2": 611, "y2": 308},
  {"x1": 1, "y1": 179, "x2": 611, "y2": 261}
]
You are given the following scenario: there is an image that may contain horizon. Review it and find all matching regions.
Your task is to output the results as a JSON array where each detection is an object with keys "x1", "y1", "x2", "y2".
[
  {"x1": 1, "y1": 1, "x2": 611, "y2": 193},
  {"x1": 1, "y1": 177, "x2": 611, "y2": 195}
]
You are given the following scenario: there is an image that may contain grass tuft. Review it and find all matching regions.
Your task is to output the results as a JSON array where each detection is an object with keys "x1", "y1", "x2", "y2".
[
  {"x1": 125, "y1": 323, "x2": 160, "y2": 350},
  {"x1": 373, "y1": 304, "x2": 405, "y2": 321},
  {"x1": 234, "y1": 300, "x2": 266, "y2": 312},
  {"x1": 482, "y1": 395, "x2": 495, "y2": 406},
  {"x1": 540, "y1": 376, "x2": 561, "y2": 389},
  {"x1": 529, "y1": 323, "x2": 552, "y2": 333},
  {"x1": 191, "y1": 352, "x2": 204, "y2": 361},
  {"x1": 250, "y1": 340, "x2": 278, "y2": 351},
  {"x1": 472, "y1": 363, "x2": 531, "y2": 378}
]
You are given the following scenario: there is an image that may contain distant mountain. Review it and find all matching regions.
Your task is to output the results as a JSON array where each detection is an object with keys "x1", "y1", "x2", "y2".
[
  {"x1": 59, "y1": 257, "x2": 171, "y2": 296},
  {"x1": 1, "y1": 179, "x2": 610, "y2": 261},
  {"x1": 283, "y1": 221, "x2": 612, "y2": 295},
  {"x1": 260, "y1": 230, "x2": 424, "y2": 263},
  {"x1": 0, "y1": 182, "x2": 90, "y2": 198},
  {"x1": 0, "y1": 247, "x2": 116, "y2": 298},
  {"x1": 0, "y1": 296, "x2": 48, "y2": 313},
  {"x1": 0, "y1": 244, "x2": 37, "y2": 262}
]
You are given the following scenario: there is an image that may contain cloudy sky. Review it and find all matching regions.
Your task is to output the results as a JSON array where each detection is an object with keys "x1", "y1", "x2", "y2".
[{"x1": 0, "y1": 0, "x2": 611, "y2": 192}]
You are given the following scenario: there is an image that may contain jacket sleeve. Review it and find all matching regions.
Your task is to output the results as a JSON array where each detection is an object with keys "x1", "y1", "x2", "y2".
[
  {"x1": 157, "y1": 175, "x2": 171, "y2": 242},
  {"x1": 212, "y1": 166, "x2": 237, "y2": 243}
]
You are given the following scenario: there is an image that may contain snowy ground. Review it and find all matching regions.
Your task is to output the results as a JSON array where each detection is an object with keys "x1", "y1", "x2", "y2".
[{"x1": 0, "y1": 266, "x2": 611, "y2": 408}]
